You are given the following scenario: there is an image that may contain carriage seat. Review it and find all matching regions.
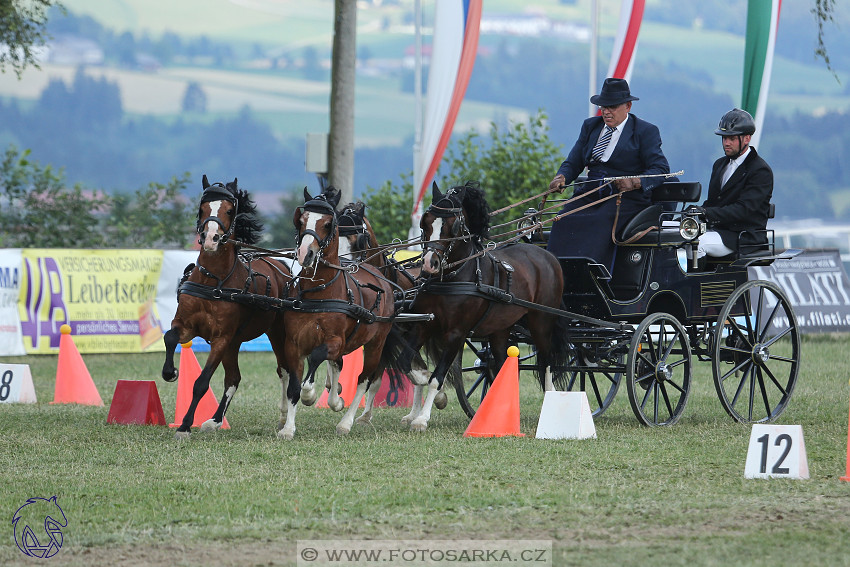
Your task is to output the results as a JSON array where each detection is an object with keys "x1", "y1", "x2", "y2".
[
  {"x1": 705, "y1": 203, "x2": 776, "y2": 267},
  {"x1": 617, "y1": 182, "x2": 702, "y2": 245}
]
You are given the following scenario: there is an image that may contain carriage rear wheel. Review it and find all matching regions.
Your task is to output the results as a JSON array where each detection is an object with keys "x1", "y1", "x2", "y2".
[
  {"x1": 626, "y1": 312, "x2": 692, "y2": 426},
  {"x1": 712, "y1": 280, "x2": 800, "y2": 423}
]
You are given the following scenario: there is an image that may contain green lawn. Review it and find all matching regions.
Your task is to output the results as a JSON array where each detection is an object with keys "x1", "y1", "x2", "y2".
[{"x1": 2, "y1": 335, "x2": 849, "y2": 566}]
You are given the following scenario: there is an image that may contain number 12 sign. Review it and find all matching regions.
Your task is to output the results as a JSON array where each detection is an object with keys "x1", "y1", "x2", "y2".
[{"x1": 744, "y1": 424, "x2": 809, "y2": 479}]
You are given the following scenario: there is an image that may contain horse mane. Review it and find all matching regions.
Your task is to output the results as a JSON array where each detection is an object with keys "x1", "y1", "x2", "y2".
[
  {"x1": 454, "y1": 181, "x2": 490, "y2": 239},
  {"x1": 232, "y1": 186, "x2": 264, "y2": 245}
]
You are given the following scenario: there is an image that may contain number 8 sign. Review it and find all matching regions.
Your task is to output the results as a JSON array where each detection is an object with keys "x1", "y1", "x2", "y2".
[
  {"x1": 0, "y1": 364, "x2": 37, "y2": 404},
  {"x1": 744, "y1": 424, "x2": 809, "y2": 479}
]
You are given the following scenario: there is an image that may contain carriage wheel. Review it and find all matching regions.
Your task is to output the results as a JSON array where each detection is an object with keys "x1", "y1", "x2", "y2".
[
  {"x1": 626, "y1": 312, "x2": 692, "y2": 426},
  {"x1": 455, "y1": 339, "x2": 495, "y2": 419},
  {"x1": 712, "y1": 280, "x2": 800, "y2": 423},
  {"x1": 455, "y1": 339, "x2": 537, "y2": 419},
  {"x1": 563, "y1": 341, "x2": 621, "y2": 417}
]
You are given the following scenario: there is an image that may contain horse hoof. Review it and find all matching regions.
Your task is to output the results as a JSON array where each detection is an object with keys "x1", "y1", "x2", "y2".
[
  {"x1": 400, "y1": 415, "x2": 413, "y2": 426},
  {"x1": 335, "y1": 424, "x2": 351, "y2": 436},
  {"x1": 174, "y1": 430, "x2": 191, "y2": 441},
  {"x1": 200, "y1": 419, "x2": 220, "y2": 432},
  {"x1": 355, "y1": 413, "x2": 372, "y2": 425},
  {"x1": 329, "y1": 398, "x2": 345, "y2": 412},
  {"x1": 277, "y1": 427, "x2": 295, "y2": 440},
  {"x1": 434, "y1": 391, "x2": 448, "y2": 410},
  {"x1": 162, "y1": 370, "x2": 178, "y2": 383},
  {"x1": 300, "y1": 389, "x2": 317, "y2": 406},
  {"x1": 410, "y1": 419, "x2": 428, "y2": 433}
]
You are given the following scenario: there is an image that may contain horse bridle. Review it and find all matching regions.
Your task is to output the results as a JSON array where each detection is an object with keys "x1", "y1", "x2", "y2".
[
  {"x1": 337, "y1": 206, "x2": 371, "y2": 259},
  {"x1": 197, "y1": 183, "x2": 239, "y2": 245},
  {"x1": 296, "y1": 195, "x2": 339, "y2": 252},
  {"x1": 422, "y1": 194, "x2": 469, "y2": 271}
]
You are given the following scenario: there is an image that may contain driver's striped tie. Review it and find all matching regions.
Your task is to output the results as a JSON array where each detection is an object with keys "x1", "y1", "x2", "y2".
[{"x1": 591, "y1": 125, "x2": 615, "y2": 162}]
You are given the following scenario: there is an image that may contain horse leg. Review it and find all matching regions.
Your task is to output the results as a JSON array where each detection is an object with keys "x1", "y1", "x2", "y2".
[
  {"x1": 336, "y1": 340, "x2": 383, "y2": 435},
  {"x1": 161, "y1": 327, "x2": 181, "y2": 382},
  {"x1": 355, "y1": 374, "x2": 381, "y2": 425},
  {"x1": 175, "y1": 344, "x2": 225, "y2": 440},
  {"x1": 201, "y1": 344, "x2": 240, "y2": 432},
  {"x1": 324, "y1": 358, "x2": 346, "y2": 413},
  {"x1": 410, "y1": 342, "x2": 462, "y2": 432},
  {"x1": 400, "y1": 364, "x2": 428, "y2": 425}
]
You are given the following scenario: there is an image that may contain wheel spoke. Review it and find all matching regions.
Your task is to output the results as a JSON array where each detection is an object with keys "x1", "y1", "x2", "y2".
[
  {"x1": 757, "y1": 366, "x2": 773, "y2": 418},
  {"x1": 660, "y1": 383, "x2": 675, "y2": 419},
  {"x1": 759, "y1": 362, "x2": 789, "y2": 396},
  {"x1": 757, "y1": 298, "x2": 784, "y2": 343}
]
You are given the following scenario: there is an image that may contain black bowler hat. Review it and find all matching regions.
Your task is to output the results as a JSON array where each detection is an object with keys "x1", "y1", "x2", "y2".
[{"x1": 590, "y1": 78, "x2": 639, "y2": 106}]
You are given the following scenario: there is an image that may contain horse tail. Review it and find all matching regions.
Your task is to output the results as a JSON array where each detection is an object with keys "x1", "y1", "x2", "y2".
[
  {"x1": 378, "y1": 324, "x2": 416, "y2": 390},
  {"x1": 534, "y1": 307, "x2": 572, "y2": 390}
]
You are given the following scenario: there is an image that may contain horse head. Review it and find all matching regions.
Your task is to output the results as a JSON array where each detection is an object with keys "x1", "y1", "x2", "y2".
[
  {"x1": 294, "y1": 186, "x2": 342, "y2": 270},
  {"x1": 421, "y1": 181, "x2": 489, "y2": 275},
  {"x1": 337, "y1": 201, "x2": 375, "y2": 262},
  {"x1": 197, "y1": 175, "x2": 263, "y2": 253},
  {"x1": 197, "y1": 175, "x2": 238, "y2": 252}
]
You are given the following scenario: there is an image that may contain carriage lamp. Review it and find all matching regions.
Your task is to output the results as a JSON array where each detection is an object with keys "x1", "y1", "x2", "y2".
[
  {"x1": 517, "y1": 208, "x2": 540, "y2": 238},
  {"x1": 679, "y1": 216, "x2": 705, "y2": 241}
]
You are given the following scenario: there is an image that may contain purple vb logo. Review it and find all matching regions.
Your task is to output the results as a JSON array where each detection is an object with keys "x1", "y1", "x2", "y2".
[{"x1": 12, "y1": 496, "x2": 67, "y2": 559}]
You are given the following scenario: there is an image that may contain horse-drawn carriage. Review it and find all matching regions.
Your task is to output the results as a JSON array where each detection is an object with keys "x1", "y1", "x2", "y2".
[
  {"x1": 164, "y1": 174, "x2": 801, "y2": 439},
  {"x1": 454, "y1": 180, "x2": 801, "y2": 427}
]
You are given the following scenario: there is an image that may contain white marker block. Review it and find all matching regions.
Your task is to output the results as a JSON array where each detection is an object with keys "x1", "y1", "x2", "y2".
[
  {"x1": 744, "y1": 424, "x2": 809, "y2": 479},
  {"x1": 0, "y1": 363, "x2": 37, "y2": 404},
  {"x1": 535, "y1": 391, "x2": 596, "y2": 440}
]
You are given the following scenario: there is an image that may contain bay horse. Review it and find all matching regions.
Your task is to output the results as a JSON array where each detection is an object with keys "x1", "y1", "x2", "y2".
[
  {"x1": 283, "y1": 186, "x2": 406, "y2": 438},
  {"x1": 337, "y1": 202, "x2": 449, "y2": 428},
  {"x1": 400, "y1": 181, "x2": 570, "y2": 431},
  {"x1": 161, "y1": 176, "x2": 294, "y2": 439}
]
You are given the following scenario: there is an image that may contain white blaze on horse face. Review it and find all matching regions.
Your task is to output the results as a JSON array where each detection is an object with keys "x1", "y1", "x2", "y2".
[
  {"x1": 422, "y1": 217, "x2": 445, "y2": 274},
  {"x1": 202, "y1": 200, "x2": 225, "y2": 252},
  {"x1": 296, "y1": 211, "x2": 324, "y2": 266}
]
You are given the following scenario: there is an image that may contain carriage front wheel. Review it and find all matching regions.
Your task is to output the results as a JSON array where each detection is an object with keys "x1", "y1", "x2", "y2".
[
  {"x1": 712, "y1": 280, "x2": 800, "y2": 423},
  {"x1": 626, "y1": 312, "x2": 692, "y2": 426}
]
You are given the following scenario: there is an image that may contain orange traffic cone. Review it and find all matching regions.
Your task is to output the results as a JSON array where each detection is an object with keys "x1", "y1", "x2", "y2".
[
  {"x1": 841, "y1": 379, "x2": 850, "y2": 482},
  {"x1": 464, "y1": 346, "x2": 525, "y2": 438},
  {"x1": 51, "y1": 324, "x2": 103, "y2": 406},
  {"x1": 169, "y1": 342, "x2": 229, "y2": 429},
  {"x1": 316, "y1": 348, "x2": 365, "y2": 408}
]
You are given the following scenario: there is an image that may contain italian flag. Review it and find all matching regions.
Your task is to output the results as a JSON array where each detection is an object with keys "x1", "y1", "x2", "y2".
[{"x1": 742, "y1": 0, "x2": 782, "y2": 149}]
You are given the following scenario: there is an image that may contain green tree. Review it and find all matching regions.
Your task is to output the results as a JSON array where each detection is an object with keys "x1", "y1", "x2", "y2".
[
  {"x1": 0, "y1": 0, "x2": 58, "y2": 78},
  {"x1": 0, "y1": 146, "x2": 105, "y2": 247},
  {"x1": 106, "y1": 173, "x2": 195, "y2": 248},
  {"x1": 363, "y1": 111, "x2": 564, "y2": 244}
]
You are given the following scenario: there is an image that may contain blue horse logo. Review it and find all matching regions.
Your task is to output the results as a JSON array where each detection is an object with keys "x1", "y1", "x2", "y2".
[{"x1": 12, "y1": 496, "x2": 67, "y2": 559}]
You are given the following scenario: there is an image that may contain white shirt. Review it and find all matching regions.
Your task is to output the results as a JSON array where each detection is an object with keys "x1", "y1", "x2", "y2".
[
  {"x1": 721, "y1": 146, "x2": 751, "y2": 187},
  {"x1": 598, "y1": 114, "x2": 629, "y2": 162}
]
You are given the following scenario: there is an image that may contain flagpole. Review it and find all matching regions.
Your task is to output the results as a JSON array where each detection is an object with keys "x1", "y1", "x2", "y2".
[
  {"x1": 409, "y1": 0, "x2": 423, "y2": 248},
  {"x1": 589, "y1": 0, "x2": 599, "y2": 117}
]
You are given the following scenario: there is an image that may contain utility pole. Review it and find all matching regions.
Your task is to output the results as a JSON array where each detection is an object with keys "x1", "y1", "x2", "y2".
[{"x1": 329, "y1": 0, "x2": 356, "y2": 204}]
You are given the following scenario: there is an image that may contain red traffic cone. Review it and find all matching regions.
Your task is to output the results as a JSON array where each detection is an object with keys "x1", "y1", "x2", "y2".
[
  {"x1": 51, "y1": 324, "x2": 103, "y2": 406},
  {"x1": 169, "y1": 342, "x2": 229, "y2": 429},
  {"x1": 107, "y1": 380, "x2": 167, "y2": 425},
  {"x1": 841, "y1": 379, "x2": 850, "y2": 482},
  {"x1": 464, "y1": 346, "x2": 525, "y2": 438},
  {"x1": 316, "y1": 348, "x2": 365, "y2": 408}
]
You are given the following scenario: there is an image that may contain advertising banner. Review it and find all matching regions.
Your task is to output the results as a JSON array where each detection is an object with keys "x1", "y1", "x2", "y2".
[
  {"x1": 0, "y1": 249, "x2": 25, "y2": 355},
  {"x1": 749, "y1": 249, "x2": 850, "y2": 334},
  {"x1": 19, "y1": 249, "x2": 164, "y2": 354}
]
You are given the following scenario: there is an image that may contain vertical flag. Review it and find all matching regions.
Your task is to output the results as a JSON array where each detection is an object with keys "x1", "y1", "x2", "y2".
[
  {"x1": 742, "y1": 0, "x2": 782, "y2": 149},
  {"x1": 605, "y1": 0, "x2": 646, "y2": 83},
  {"x1": 411, "y1": 0, "x2": 482, "y2": 234}
]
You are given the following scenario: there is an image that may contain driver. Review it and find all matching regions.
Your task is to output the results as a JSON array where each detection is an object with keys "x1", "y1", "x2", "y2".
[{"x1": 689, "y1": 108, "x2": 774, "y2": 259}]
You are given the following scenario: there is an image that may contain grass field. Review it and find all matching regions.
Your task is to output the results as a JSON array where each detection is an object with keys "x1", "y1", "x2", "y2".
[{"x1": 2, "y1": 335, "x2": 850, "y2": 566}]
